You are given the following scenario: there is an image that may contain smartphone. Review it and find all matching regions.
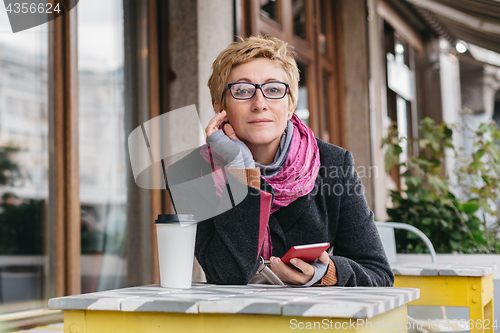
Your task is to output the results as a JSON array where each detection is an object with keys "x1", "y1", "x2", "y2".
[{"x1": 281, "y1": 242, "x2": 330, "y2": 265}]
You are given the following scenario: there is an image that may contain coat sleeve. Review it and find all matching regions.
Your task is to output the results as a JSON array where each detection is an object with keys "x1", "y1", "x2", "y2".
[
  {"x1": 167, "y1": 157, "x2": 273, "y2": 285},
  {"x1": 329, "y1": 150, "x2": 394, "y2": 287}
]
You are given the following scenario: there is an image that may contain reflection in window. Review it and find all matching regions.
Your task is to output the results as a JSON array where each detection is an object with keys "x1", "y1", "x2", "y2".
[
  {"x1": 295, "y1": 61, "x2": 309, "y2": 126},
  {"x1": 0, "y1": 17, "x2": 51, "y2": 313},
  {"x1": 319, "y1": 0, "x2": 327, "y2": 55},
  {"x1": 261, "y1": 0, "x2": 277, "y2": 21},
  {"x1": 78, "y1": 0, "x2": 127, "y2": 293},
  {"x1": 322, "y1": 74, "x2": 330, "y2": 143},
  {"x1": 293, "y1": 0, "x2": 307, "y2": 40},
  {"x1": 396, "y1": 96, "x2": 408, "y2": 164}
]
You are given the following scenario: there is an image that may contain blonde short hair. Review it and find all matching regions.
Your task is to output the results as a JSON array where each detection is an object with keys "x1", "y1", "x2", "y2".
[{"x1": 208, "y1": 36, "x2": 299, "y2": 111}]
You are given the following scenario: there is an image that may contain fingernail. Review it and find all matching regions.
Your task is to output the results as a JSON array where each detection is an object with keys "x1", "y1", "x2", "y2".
[
  {"x1": 290, "y1": 259, "x2": 296, "y2": 264},
  {"x1": 274, "y1": 258, "x2": 279, "y2": 265}
]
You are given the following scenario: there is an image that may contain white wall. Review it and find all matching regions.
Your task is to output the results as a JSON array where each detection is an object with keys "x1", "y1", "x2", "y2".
[{"x1": 439, "y1": 51, "x2": 462, "y2": 194}]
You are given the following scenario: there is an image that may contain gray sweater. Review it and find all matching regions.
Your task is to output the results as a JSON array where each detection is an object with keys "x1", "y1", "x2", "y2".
[{"x1": 167, "y1": 139, "x2": 394, "y2": 286}]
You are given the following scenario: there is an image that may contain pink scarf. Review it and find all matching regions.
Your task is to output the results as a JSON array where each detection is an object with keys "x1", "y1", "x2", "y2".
[
  {"x1": 200, "y1": 113, "x2": 320, "y2": 212},
  {"x1": 266, "y1": 114, "x2": 320, "y2": 212}
]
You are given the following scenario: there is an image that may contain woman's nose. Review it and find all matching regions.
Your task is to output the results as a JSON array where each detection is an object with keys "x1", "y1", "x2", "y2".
[{"x1": 251, "y1": 88, "x2": 268, "y2": 111}]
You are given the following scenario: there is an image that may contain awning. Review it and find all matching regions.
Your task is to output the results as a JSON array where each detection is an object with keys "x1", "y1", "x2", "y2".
[{"x1": 404, "y1": 0, "x2": 500, "y2": 55}]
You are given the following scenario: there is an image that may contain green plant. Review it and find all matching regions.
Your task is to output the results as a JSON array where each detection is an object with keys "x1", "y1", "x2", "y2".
[
  {"x1": 0, "y1": 193, "x2": 45, "y2": 255},
  {"x1": 0, "y1": 144, "x2": 22, "y2": 186},
  {"x1": 383, "y1": 118, "x2": 484, "y2": 253},
  {"x1": 0, "y1": 144, "x2": 45, "y2": 255},
  {"x1": 454, "y1": 120, "x2": 500, "y2": 253}
]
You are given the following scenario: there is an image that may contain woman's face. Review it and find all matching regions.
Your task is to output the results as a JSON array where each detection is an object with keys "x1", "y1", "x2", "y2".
[{"x1": 216, "y1": 58, "x2": 294, "y2": 153}]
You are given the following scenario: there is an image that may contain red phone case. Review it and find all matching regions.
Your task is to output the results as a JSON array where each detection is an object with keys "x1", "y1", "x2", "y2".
[{"x1": 281, "y1": 242, "x2": 330, "y2": 264}]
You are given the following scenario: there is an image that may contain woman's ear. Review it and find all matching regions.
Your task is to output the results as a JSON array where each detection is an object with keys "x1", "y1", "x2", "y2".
[
  {"x1": 213, "y1": 101, "x2": 222, "y2": 113},
  {"x1": 213, "y1": 102, "x2": 228, "y2": 122}
]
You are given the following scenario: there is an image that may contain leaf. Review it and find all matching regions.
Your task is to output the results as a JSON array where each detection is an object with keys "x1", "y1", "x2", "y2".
[
  {"x1": 475, "y1": 148, "x2": 486, "y2": 160},
  {"x1": 384, "y1": 145, "x2": 403, "y2": 172},
  {"x1": 470, "y1": 161, "x2": 484, "y2": 170},
  {"x1": 443, "y1": 126, "x2": 453, "y2": 138},
  {"x1": 461, "y1": 202, "x2": 480, "y2": 214},
  {"x1": 431, "y1": 140, "x2": 440, "y2": 152},
  {"x1": 450, "y1": 239, "x2": 460, "y2": 250},
  {"x1": 450, "y1": 230, "x2": 462, "y2": 240},
  {"x1": 407, "y1": 193, "x2": 419, "y2": 203},
  {"x1": 428, "y1": 175, "x2": 446, "y2": 190},
  {"x1": 422, "y1": 217, "x2": 432, "y2": 226},
  {"x1": 490, "y1": 148, "x2": 500, "y2": 163}
]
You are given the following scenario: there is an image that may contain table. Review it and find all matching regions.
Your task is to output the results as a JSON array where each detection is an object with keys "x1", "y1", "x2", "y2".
[
  {"x1": 48, "y1": 284, "x2": 419, "y2": 333},
  {"x1": 392, "y1": 263, "x2": 496, "y2": 333}
]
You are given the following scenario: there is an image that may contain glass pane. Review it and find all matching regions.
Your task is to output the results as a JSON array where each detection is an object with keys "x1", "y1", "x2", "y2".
[
  {"x1": 319, "y1": 0, "x2": 327, "y2": 55},
  {"x1": 395, "y1": 36, "x2": 410, "y2": 66},
  {"x1": 322, "y1": 74, "x2": 331, "y2": 142},
  {"x1": 261, "y1": 0, "x2": 278, "y2": 21},
  {"x1": 396, "y1": 96, "x2": 408, "y2": 164},
  {"x1": 295, "y1": 61, "x2": 309, "y2": 126},
  {"x1": 293, "y1": 0, "x2": 307, "y2": 40},
  {"x1": 0, "y1": 16, "x2": 52, "y2": 312},
  {"x1": 78, "y1": 0, "x2": 127, "y2": 293}
]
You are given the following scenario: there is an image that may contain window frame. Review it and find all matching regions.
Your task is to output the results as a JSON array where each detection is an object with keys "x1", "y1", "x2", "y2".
[
  {"x1": 381, "y1": 20, "x2": 421, "y2": 191},
  {"x1": 237, "y1": 0, "x2": 344, "y2": 146}
]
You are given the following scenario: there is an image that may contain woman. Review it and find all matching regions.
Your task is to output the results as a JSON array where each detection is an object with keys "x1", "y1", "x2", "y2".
[{"x1": 167, "y1": 36, "x2": 393, "y2": 287}]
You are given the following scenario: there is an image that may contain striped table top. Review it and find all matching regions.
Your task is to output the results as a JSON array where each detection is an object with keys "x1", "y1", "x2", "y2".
[
  {"x1": 391, "y1": 262, "x2": 497, "y2": 276},
  {"x1": 48, "y1": 283, "x2": 419, "y2": 319}
]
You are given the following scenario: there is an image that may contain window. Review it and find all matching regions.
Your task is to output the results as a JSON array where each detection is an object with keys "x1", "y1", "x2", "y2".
[
  {"x1": 0, "y1": 0, "x2": 160, "y2": 329},
  {"x1": 261, "y1": 0, "x2": 278, "y2": 22},
  {"x1": 295, "y1": 61, "x2": 310, "y2": 126},
  {"x1": 239, "y1": 0, "x2": 343, "y2": 145},
  {"x1": 78, "y1": 0, "x2": 127, "y2": 293},
  {"x1": 384, "y1": 22, "x2": 418, "y2": 190},
  {"x1": 0, "y1": 17, "x2": 54, "y2": 317}
]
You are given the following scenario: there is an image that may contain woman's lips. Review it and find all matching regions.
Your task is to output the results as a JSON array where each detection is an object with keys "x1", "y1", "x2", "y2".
[{"x1": 249, "y1": 119, "x2": 272, "y2": 126}]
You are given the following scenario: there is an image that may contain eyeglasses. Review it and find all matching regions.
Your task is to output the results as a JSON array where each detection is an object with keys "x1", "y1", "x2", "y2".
[{"x1": 222, "y1": 81, "x2": 289, "y2": 102}]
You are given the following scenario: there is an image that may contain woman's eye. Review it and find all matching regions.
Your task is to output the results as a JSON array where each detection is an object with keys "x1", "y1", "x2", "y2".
[
  {"x1": 266, "y1": 86, "x2": 283, "y2": 94},
  {"x1": 235, "y1": 89, "x2": 249, "y2": 94}
]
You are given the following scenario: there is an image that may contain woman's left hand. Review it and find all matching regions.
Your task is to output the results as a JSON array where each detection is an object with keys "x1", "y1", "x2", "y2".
[{"x1": 270, "y1": 251, "x2": 330, "y2": 285}]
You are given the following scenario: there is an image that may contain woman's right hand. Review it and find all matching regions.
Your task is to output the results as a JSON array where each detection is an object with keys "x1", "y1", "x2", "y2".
[
  {"x1": 206, "y1": 110, "x2": 239, "y2": 140},
  {"x1": 205, "y1": 110, "x2": 254, "y2": 169}
]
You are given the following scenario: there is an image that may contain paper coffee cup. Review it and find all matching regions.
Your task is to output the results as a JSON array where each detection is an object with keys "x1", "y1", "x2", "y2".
[{"x1": 155, "y1": 214, "x2": 198, "y2": 288}]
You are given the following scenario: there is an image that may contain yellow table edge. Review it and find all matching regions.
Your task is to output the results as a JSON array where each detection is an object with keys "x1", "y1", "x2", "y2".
[
  {"x1": 63, "y1": 306, "x2": 409, "y2": 333},
  {"x1": 394, "y1": 275, "x2": 493, "y2": 307}
]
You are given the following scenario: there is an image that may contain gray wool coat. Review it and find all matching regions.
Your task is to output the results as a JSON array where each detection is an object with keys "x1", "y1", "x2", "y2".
[{"x1": 167, "y1": 139, "x2": 394, "y2": 287}]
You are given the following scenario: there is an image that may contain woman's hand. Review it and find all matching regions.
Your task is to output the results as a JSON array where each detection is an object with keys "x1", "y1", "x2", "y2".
[
  {"x1": 205, "y1": 110, "x2": 239, "y2": 140},
  {"x1": 205, "y1": 110, "x2": 254, "y2": 169},
  {"x1": 270, "y1": 251, "x2": 330, "y2": 285}
]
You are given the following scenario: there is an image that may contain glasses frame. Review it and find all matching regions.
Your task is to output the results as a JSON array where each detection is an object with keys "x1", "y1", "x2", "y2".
[{"x1": 221, "y1": 81, "x2": 290, "y2": 102}]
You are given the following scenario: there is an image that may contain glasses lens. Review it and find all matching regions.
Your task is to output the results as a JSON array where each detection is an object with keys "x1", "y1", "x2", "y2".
[
  {"x1": 230, "y1": 83, "x2": 255, "y2": 99},
  {"x1": 262, "y1": 82, "x2": 287, "y2": 98}
]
